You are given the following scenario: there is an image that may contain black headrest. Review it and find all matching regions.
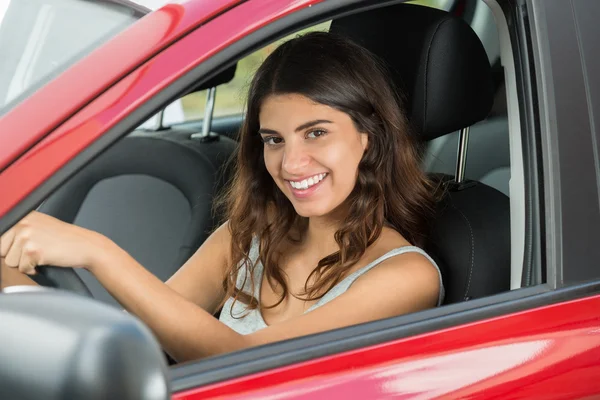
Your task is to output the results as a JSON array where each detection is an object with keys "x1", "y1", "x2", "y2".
[
  {"x1": 188, "y1": 63, "x2": 237, "y2": 93},
  {"x1": 330, "y1": 4, "x2": 494, "y2": 140}
]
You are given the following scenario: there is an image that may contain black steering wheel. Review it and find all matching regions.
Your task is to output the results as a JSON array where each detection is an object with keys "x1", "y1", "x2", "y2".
[{"x1": 31, "y1": 266, "x2": 93, "y2": 297}]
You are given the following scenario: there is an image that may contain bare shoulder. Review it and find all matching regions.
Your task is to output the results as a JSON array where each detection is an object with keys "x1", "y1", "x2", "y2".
[
  {"x1": 354, "y1": 228, "x2": 441, "y2": 309},
  {"x1": 209, "y1": 221, "x2": 233, "y2": 253},
  {"x1": 377, "y1": 226, "x2": 412, "y2": 247}
]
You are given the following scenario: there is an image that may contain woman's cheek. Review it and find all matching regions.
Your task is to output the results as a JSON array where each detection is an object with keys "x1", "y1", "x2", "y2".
[{"x1": 263, "y1": 150, "x2": 280, "y2": 178}]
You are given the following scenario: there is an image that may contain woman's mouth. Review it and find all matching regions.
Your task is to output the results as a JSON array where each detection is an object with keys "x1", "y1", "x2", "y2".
[{"x1": 286, "y1": 173, "x2": 328, "y2": 198}]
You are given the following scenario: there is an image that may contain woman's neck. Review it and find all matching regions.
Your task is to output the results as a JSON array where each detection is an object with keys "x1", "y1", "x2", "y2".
[
  {"x1": 303, "y1": 215, "x2": 341, "y2": 256},
  {"x1": 302, "y1": 200, "x2": 354, "y2": 254}
]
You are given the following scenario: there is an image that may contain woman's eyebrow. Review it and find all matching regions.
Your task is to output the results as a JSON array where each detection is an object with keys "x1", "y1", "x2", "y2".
[
  {"x1": 295, "y1": 119, "x2": 333, "y2": 132},
  {"x1": 258, "y1": 128, "x2": 278, "y2": 135},
  {"x1": 258, "y1": 119, "x2": 333, "y2": 135}
]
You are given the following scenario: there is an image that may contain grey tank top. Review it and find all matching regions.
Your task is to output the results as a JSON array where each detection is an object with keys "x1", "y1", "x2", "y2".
[{"x1": 219, "y1": 239, "x2": 445, "y2": 335}]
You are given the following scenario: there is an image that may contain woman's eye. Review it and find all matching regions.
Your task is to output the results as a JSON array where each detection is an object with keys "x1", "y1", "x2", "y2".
[
  {"x1": 306, "y1": 130, "x2": 327, "y2": 139},
  {"x1": 262, "y1": 136, "x2": 283, "y2": 145}
]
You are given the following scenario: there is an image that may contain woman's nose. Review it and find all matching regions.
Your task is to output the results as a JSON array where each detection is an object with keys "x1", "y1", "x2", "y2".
[{"x1": 282, "y1": 142, "x2": 310, "y2": 174}]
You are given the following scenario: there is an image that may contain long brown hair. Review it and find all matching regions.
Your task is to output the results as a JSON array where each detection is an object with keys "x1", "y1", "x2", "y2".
[{"x1": 217, "y1": 31, "x2": 436, "y2": 313}]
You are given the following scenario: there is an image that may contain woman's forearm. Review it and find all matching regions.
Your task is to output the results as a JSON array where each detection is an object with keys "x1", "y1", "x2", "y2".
[
  {"x1": 0, "y1": 257, "x2": 38, "y2": 290},
  {"x1": 87, "y1": 236, "x2": 247, "y2": 361}
]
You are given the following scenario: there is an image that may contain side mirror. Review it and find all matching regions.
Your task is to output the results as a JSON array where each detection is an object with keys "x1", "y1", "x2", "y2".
[{"x1": 0, "y1": 288, "x2": 170, "y2": 400}]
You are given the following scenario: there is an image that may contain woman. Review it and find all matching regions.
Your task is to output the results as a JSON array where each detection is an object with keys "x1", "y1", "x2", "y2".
[{"x1": 0, "y1": 32, "x2": 443, "y2": 362}]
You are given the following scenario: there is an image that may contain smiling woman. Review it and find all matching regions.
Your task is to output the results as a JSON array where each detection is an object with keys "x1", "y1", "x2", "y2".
[
  {"x1": 217, "y1": 32, "x2": 443, "y2": 334},
  {"x1": 0, "y1": 31, "x2": 442, "y2": 362}
]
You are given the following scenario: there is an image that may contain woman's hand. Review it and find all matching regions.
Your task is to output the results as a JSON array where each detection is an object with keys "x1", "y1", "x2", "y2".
[{"x1": 0, "y1": 211, "x2": 107, "y2": 275}]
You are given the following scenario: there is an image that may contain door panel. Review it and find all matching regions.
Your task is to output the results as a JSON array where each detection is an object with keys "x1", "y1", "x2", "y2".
[{"x1": 174, "y1": 294, "x2": 600, "y2": 399}]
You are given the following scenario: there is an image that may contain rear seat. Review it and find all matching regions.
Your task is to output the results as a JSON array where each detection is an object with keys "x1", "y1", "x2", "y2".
[{"x1": 423, "y1": 116, "x2": 510, "y2": 196}]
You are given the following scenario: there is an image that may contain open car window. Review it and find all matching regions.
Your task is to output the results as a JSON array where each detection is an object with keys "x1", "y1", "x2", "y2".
[{"x1": 0, "y1": 0, "x2": 145, "y2": 116}]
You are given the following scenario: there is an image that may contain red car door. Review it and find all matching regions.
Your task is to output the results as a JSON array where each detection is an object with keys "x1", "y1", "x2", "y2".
[{"x1": 1, "y1": 0, "x2": 600, "y2": 399}]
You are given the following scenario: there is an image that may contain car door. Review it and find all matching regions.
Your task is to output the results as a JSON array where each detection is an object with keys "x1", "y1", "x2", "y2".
[{"x1": 1, "y1": 0, "x2": 600, "y2": 399}]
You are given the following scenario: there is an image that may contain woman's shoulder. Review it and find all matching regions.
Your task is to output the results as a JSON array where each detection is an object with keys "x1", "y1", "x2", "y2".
[
  {"x1": 361, "y1": 226, "x2": 443, "y2": 305},
  {"x1": 211, "y1": 220, "x2": 233, "y2": 247},
  {"x1": 367, "y1": 226, "x2": 412, "y2": 256},
  {"x1": 313, "y1": 226, "x2": 443, "y2": 310},
  {"x1": 343, "y1": 227, "x2": 414, "y2": 276}
]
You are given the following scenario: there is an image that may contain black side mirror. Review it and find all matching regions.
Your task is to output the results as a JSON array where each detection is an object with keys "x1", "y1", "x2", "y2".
[{"x1": 0, "y1": 288, "x2": 170, "y2": 400}]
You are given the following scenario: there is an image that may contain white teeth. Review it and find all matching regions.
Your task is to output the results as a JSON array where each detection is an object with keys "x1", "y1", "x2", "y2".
[{"x1": 289, "y1": 173, "x2": 327, "y2": 190}]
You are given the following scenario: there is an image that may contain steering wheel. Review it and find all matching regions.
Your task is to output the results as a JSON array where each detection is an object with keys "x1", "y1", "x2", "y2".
[
  {"x1": 31, "y1": 266, "x2": 93, "y2": 297},
  {"x1": 30, "y1": 265, "x2": 178, "y2": 365}
]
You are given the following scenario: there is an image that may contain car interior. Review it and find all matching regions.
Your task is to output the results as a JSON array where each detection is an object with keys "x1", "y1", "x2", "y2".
[{"x1": 33, "y1": 0, "x2": 518, "y2": 318}]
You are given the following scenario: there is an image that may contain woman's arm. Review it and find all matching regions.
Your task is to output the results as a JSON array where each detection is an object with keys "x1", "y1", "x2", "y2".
[
  {"x1": 0, "y1": 212, "x2": 239, "y2": 361},
  {"x1": 165, "y1": 222, "x2": 231, "y2": 314},
  {"x1": 0, "y1": 257, "x2": 38, "y2": 290},
  {"x1": 86, "y1": 222, "x2": 245, "y2": 361},
  {"x1": 1, "y1": 211, "x2": 440, "y2": 363},
  {"x1": 89, "y1": 245, "x2": 439, "y2": 362},
  {"x1": 88, "y1": 237, "x2": 245, "y2": 361},
  {"x1": 1, "y1": 222, "x2": 239, "y2": 361},
  {"x1": 0, "y1": 211, "x2": 230, "y2": 313}
]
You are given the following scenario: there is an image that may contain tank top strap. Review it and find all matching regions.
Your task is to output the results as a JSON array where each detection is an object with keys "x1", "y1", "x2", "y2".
[{"x1": 310, "y1": 246, "x2": 444, "y2": 310}]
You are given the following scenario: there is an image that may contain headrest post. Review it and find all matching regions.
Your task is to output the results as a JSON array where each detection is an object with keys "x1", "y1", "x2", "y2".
[
  {"x1": 455, "y1": 126, "x2": 470, "y2": 183},
  {"x1": 154, "y1": 109, "x2": 165, "y2": 131},
  {"x1": 201, "y1": 87, "x2": 216, "y2": 138}
]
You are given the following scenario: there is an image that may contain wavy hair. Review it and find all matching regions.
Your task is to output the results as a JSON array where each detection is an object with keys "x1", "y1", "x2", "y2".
[{"x1": 217, "y1": 31, "x2": 436, "y2": 313}]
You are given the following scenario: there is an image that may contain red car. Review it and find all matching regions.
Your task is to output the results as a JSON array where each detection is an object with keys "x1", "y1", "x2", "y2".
[{"x1": 1, "y1": 0, "x2": 599, "y2": 398}]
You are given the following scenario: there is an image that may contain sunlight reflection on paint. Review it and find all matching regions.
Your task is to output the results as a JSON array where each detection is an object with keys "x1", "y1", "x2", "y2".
[
  {"x1": 377, "y1": 340, "x2": 552, "y2": 398},
  {"x1": 230, "y1": 340, "x2": 553, "y2": 400}
]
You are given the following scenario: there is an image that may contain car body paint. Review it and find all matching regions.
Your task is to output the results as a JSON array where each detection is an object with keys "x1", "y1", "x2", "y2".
[{"x1": 174, "y1": 294, "x2": 600, "y2": 399}]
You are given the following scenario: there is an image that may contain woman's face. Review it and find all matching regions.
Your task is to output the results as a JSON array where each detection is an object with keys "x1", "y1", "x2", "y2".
[{"x1": 259, "y1": 93, "x2": 369, "y2": 218}]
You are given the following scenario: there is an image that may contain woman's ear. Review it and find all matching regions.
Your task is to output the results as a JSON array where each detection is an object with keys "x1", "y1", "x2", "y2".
[{"x1": 360, "y1": 132, "x2": 369, "y2": 151}]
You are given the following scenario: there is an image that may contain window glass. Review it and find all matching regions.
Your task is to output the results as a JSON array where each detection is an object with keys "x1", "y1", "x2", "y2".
[{"x1": 0, "y1": 0, "x2": 140, "y2": 115}]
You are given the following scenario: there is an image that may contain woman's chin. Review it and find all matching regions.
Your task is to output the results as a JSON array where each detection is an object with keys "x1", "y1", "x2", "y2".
[
  {"x1": 292, "y1": 203, "x2": 330, "y2": 218},
  {"x1": 291, "y1": 199, "x2": 343, "y2": 219}
]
